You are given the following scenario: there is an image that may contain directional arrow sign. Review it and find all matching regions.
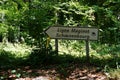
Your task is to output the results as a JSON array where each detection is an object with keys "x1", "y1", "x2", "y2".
[{"x1": 45, "y1": 26, "x2": 98, "y2": 40}]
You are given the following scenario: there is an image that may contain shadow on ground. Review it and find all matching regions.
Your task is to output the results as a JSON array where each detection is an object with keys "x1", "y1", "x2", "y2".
[{"x1": 1, "y1": 52, "x2": 120, "y2": 80}]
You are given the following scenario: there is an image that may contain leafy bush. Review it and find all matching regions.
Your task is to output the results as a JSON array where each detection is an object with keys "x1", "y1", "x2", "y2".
[
  {"x1": 108, "y1": 69, "x2": 120, "y2": 79},
  {"x1": 0, "y1": 43, "x2": 32, "y2": 58}
]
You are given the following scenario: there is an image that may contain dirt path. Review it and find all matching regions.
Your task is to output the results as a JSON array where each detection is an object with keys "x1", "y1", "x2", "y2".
[{"x1": 0, "y1": 64, "x2": 107, "y2": 80}]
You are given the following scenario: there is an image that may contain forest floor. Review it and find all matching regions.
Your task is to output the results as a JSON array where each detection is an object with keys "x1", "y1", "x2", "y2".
[{"x1": 0, "y1": 64, "x2": 107, "y2": 80}]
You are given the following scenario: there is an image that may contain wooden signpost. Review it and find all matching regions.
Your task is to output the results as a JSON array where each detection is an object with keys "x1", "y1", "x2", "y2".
[
  {"x1": 46, "y1": 27, "x2": 98, "y2": 40},
  {"x1": 45, "y1": 26, "x2": 99, "y2": 63}
]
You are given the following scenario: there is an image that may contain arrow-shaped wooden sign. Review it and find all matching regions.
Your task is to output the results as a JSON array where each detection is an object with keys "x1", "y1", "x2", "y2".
[{"x1": 45, "y1": 26, "x2": 98, "y2": 40}]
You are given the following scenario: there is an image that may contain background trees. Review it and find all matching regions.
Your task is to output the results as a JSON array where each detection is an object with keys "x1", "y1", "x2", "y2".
[
  {"x1": 0, "y1": 0, "x2": 120, "y2": 45},
  {"x1": 0, "y1": 0, "x2": 120, "y2": 66}
]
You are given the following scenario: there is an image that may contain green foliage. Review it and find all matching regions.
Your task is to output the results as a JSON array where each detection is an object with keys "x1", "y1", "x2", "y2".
[
  {"x1": 0, "y1": 23, "x2": 8, "y2": 34},
  {"x1": 94, "y1": 44, "x2": 120, "y2": 56},
  {"x1": 27, "y1": 0, "x2": 54, "y2": 40},
  {"x1": 0, "y1": 0, "x2": 28, "y2": 42},
  {"x1": 53, "y1": 1, "x2": 95, "y2": 26},
  {"x1": 0, "y1": 1, "x2": 120, "y2": 79},
  {"x1": 104, "y1": 62, "x2": 120, "y2": 79},
  {"x1": 53, "y1": 1, "x2": 120, "y2": 44},
  {"x1": 0, "y1": 0, "x2": 120, "y2": 46},
  {"x1": 0, "y1": 43, "x2": 33, "y2": 68},
  {"x1": 108, "y1": 69, "x2": 120, "y2": 79}
]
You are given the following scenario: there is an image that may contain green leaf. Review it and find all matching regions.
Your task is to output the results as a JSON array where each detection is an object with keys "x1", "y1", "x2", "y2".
[
  {"x1": 16, "y1": 73, "x2": 21, "y2": 78},
  {"x1": 11, "y1": 70, "x2": 16, "y2": 73}
]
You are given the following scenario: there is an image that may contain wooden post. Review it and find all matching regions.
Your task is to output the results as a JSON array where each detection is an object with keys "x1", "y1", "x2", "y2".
[
  {"x1": 85, "y1": 39, "x2": 90, "y2": 64},
  {"x1": 54, "y1": 12, "x2": 59, "y2": 54},
  {"x1": 55, "y1": 39, "x2": 58, "y2": 54}
]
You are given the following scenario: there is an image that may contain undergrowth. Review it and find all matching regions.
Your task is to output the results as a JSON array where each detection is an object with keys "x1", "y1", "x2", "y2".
[
  {"x1": 0, "y1": 41, "x2": 120, "y2": 79},
  {"x1": 0, "y1": 42, "x2": 33, "y2": 69}
]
